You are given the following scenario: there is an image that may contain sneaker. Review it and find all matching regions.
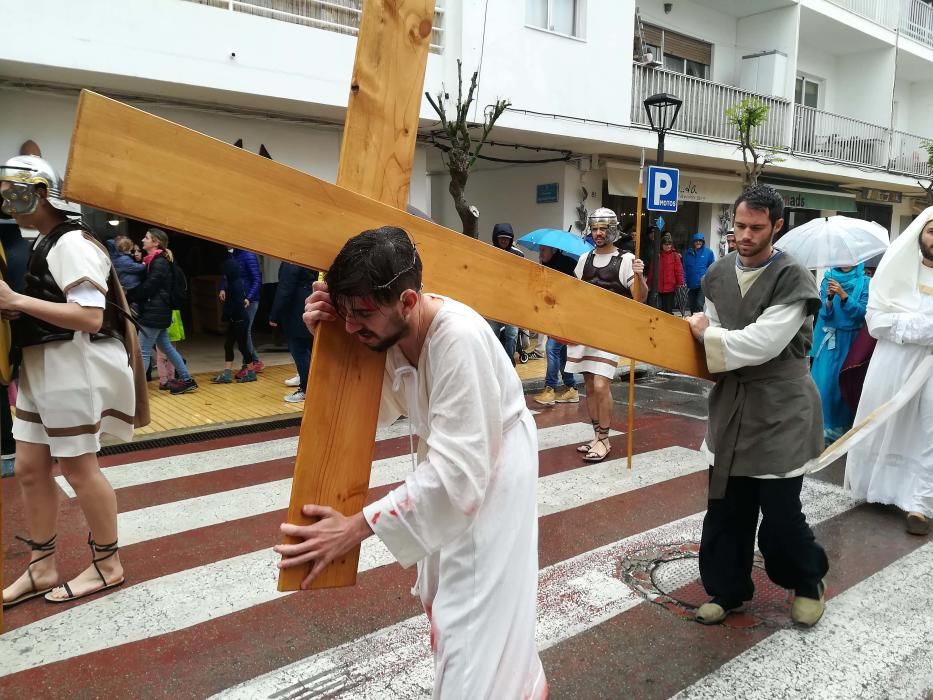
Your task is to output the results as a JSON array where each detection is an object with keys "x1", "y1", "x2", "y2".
[
  {"x1": 236, "y1": 369, "x2": 257, "y2": 383},
  {"x1": 249, "y1": 360, "x2": 265, "y2": 373},
  {"x1": 528, "y1": 351, "x2": 545, "y2": 360},
  {"x1": 169, "y1": 378, "x2": 199, "y2": 395},
  {"x1": 533, "y1": 387, "x2": 556, "y2": 406},
  {"x1": 211, "y1": 369, "x2": 233, "y2": 384},
  {"x1": 791, "y1": 580, "x2": 826, "y2": 627},
  {"x1": 554, "y1": 387, "x2": 580, "y2": 403},
  {"x1": 1, "y1": 456, "x2": 14, "y2": 478},
  {"x1": 284, "y1": 375, "x2": 301, "y2": 387},
  {"x1": 158, "y1": 382, "x2": 173, "y2": 391},
  {"x1": 234, "y1": 366, "x2": 250, "y2": 381},
  {"x1": 284, "y1": 390, "x2": 306, "y2": 403}
]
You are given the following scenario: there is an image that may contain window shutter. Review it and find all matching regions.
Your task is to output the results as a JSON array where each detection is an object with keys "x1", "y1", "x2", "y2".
[{"x1": 642, "y1": 24, "x2": 711, "y2": 66}]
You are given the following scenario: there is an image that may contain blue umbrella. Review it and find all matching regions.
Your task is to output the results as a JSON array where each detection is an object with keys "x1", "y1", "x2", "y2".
[{"x1": 517, "y1": 229, "x2": 594, "y2": 258}]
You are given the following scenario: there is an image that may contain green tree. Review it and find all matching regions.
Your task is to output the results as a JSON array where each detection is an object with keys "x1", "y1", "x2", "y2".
[
  {"x1": 725, "y1": 98, "x2": 778, "y2": 188},
  {"x1": 426, "y1": 60, "x2": 510, "y2": 238}
]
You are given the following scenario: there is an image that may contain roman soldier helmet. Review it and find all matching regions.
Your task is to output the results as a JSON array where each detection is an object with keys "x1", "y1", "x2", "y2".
[
  {"x1": 0, "y1": 155, "x2": 80, "y2": 216},
  {"x1": 588, "y1": 207, "x2": 620, "y2": 243}
]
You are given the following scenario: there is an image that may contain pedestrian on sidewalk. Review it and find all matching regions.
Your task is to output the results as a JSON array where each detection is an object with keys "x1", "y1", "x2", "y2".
[
  {"x1": 212, "y1": 255, "x2": 258, "y2": 384},
  {"x1": 0, "y1": 155, "x2": 148, "y2": 607},
  {"x1": 534, "y1": 244, "x2": 579, "y2": 407},
  {"x1": 683, "y1": 232, "x2": 715, "y2": 314},
  {"x1": 647, "y1": 232, "x2": 685, "y2": 315},
  {"x1": 269, "y1": 261, "x2": 314, "y2": 402},
  {"x1": 686, "y1": 185, "x2": 829, "y2": 627},
  {"x1": 219, "y1": 248, "x2": 263, "y2": 373},
  {"x1": 845, "y1": 208, "x2": 933, "y2": 536},
  {"x1": 279, "y1": 226, "x2": 546, "y2": 699},
  {"x1": 128, "y1": 228, "x2": 197, "y2": 395},
  {"x1": 565, "y1": 208, "x2": 647, "y2": 462},
  {"x1": 487, "y1": 222, "x2": 524, "y2": 365}
]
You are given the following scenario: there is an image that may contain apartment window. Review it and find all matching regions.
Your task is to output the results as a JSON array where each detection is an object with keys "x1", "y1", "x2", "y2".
[
  {"x1": 642, "y1": 25, "x2": 711, "y2": 79},
  {"x1": 526, "y1": 0, "x2": 585, "y2": 38},
  {"x1": 795, "y1": 75, "x2": 820, "y2": 109}
]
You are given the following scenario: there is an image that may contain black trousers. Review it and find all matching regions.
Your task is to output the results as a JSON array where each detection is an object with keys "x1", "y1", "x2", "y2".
[
  {"x1": 1, "y1": 385, "x2": 13, "y2": 455},
  {"x1": 699, "y1": 472, "x2": 828, "y2": 605},
  {"x1": 224, "y1": 319, "x2": 256, "y2": 365},
  {"x1": 659, "y1": 292, "x2": 676, "y2": 315}
]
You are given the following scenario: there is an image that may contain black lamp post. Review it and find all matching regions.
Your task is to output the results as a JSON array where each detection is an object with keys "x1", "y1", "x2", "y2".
[{"x1": 643, "y1": 92, "x2": 682, "y2": 307}]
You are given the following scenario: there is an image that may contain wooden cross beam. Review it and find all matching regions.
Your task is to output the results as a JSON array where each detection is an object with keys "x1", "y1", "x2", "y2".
[{"x1": 62, "y1": 2, "x2": 709, "y2": 592}]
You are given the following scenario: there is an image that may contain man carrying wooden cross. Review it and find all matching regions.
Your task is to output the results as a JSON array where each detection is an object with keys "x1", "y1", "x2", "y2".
[{"x1": 276, "y1": 226, "x2": 547, "y2": 699}]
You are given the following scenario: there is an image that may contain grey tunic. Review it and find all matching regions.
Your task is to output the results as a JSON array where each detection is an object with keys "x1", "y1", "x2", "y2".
[{"x1": 701, "y1": 252, "x2": 824, "y2": 499}]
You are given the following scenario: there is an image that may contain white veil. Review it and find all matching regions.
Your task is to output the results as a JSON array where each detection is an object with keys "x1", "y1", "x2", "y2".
[{"x1": 868, "y1": 206, "x2": 932, "y2": 315}]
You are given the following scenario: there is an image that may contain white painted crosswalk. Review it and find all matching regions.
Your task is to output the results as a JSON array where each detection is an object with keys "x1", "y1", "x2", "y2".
[{"x1": 4, "y1": 412, "x2": 932, "y2": 699}]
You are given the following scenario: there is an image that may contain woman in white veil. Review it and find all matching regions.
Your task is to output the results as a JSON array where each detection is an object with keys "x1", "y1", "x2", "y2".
[{"x1": 844, "y1": 207, "x2": 933, "y2": 535}]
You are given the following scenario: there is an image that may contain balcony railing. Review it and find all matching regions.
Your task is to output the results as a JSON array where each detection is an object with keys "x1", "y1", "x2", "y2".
[
  {"x1": 182, "y1": 0, "x2": 445, "y2": 53},
  {"x1": 793, "y1": 105, "x2": 890, "y2": 168},
  {"x1": 901, "y1": 0, "x2": 933, "y2": 48},
  {"x1": 890, "y1": 130, "x2": 933, "y2": 177},
  {"x1": 631, "y1": 64, "x2": 789, "y2": 148},
  {"x1": 826, "y1": 0, "x2": 899, "y2": 28}
]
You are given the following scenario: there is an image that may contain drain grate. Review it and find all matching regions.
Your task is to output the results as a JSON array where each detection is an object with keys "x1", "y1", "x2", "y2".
[
  {"x1": 618, "y1": 541, "x2": 796, "y2": 629},
  {"x1": 99, "y1": 417, "x2": 302, "y2": 456}
]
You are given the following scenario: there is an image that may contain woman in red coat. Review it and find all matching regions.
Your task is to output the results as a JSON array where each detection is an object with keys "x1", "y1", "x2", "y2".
[{"x1": 648, "y1": 233, "x2": 685, "y2": 314}]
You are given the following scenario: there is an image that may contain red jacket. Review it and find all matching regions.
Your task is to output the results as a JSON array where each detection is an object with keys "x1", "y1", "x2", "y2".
[{"x1": 648, "y1": 250, "x2": 685, "y2": 293}]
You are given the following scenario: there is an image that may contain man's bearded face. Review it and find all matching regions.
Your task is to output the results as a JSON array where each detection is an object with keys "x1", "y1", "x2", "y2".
[
  {"x1": 920, "y1": 223, "x2": 933, "y2": 263},
  {"x1": 340, "y1": 297, "x2": 410, "y2": 352}
]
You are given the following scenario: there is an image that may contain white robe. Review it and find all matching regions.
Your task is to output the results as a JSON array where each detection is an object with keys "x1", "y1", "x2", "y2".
[
  {"x1": 362, "y1": 296, "x2": 546, "y2": 699},
  {"x1": 845, "y1": 264, "x2": 933, "y2": 517}
]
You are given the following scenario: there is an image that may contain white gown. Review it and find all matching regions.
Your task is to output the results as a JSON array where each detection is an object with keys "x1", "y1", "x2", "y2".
[
  {"x1": 361, "y1": 296, "x2": 546, "y2": 699},
  {"x1": 845, "y1": 265, "x2": 933, "y2": 517}
]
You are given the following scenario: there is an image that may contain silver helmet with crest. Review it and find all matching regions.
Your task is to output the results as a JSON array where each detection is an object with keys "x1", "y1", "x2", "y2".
[
  {"x1": 0, "y1": 155, "x2": 80, "y2": 216},
  {"x1": 587, "y1": 207, "x2": 620, "y2": 243}
]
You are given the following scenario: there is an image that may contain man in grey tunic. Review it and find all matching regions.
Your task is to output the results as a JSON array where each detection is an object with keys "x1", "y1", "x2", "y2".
[{"x1": 686, "y1": 185, "x2": 829, "y2": 627}]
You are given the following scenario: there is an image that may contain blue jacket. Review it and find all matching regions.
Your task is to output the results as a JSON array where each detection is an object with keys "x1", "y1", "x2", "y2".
[
  {"x1": 106, "y1": 239, "x2": 146, "y2": 291},
  {"x1": 220, "y1": 249, "x2": 263, "y2": 301},
  {"x1": 683, "y1": 233, "x2": 715, "y2": 289},
  {"x1": 269, "y1": 262, "x2": 315, "y2": 339}
]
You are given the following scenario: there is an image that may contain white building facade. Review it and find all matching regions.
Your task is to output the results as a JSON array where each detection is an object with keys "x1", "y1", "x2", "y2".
[{"x1": 2, "y1": 0, "x2": 933, "y2": 257}]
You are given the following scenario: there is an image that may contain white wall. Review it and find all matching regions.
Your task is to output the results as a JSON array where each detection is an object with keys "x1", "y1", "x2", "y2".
[
  {"x1": 0, "y1": 0, "x2": 443, "y2": 120},
  {"x1": 905, "y1": 79, "x2": 933, "y2": 136},
  {"x1": 637, "y1": 0, "x2": 739, "y2": 85},
  {"x1": 735, "y1": 5, "x2": 799, "y2": 102},
  {"x1": 834, "y1": 49, "x2": 895, "y2": 126},
  {"x1": 464, "y1": 0, "x2": 635, "y2": 128},
  {"x1": 796, "y1": 44, "x2": 838, "y2": 112},
  {"x1": 429, "y1": 162, "x2": 576, "y2": 242}
]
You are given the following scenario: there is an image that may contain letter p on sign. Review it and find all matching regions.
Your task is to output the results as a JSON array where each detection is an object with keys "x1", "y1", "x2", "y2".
[{"x1": 646, "y1": 166, "x2": 679, "y2": 213}]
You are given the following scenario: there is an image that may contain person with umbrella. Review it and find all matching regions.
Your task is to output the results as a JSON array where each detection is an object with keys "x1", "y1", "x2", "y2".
[
  {"x1": 810, "y1": 263, "x2": 871, "y2": 443},
  {"x1": 564, "y1": 208, "x2": 646, "y2": 462},
  {"x1": 515, "y1": 230, "x2": 588, "y2": 407}
]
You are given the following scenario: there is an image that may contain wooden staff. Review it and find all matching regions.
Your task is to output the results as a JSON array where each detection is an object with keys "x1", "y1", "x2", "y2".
[{"x1": 627, "y1": 151, "x2": 646, "y2": 470}]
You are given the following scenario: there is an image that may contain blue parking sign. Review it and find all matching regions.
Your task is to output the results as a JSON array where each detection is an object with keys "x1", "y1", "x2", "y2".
[{"x1": 646, "y1": 166, "x2": 679, "y2": 212}]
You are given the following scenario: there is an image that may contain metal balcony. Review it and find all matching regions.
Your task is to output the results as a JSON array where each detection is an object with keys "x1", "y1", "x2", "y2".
[
  {"x1": 182, "y1": 0, "x2": 445, "y2": 53},
  {"x1": 890, "y1": 130, "x2": 933, "y2": 177},
  {"x1": 792, "y1": 105, "x2": 890, "y2": 168},
  {"x1": 902, "y1": 0, "x2": 933, "y2": 48},
  {"x1": 825, "y1": 0, "x2": 899, "y2": 28},
  {"x1": 631, "y1": 64, "x2": 789, "y2": 148}
]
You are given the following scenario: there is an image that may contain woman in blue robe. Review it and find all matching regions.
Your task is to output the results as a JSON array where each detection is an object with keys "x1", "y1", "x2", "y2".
[{"x1": 810, "y1": 264, "x2": 871, "y2": 443}]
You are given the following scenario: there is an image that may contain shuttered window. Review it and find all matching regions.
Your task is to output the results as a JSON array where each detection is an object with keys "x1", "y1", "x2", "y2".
[{"x1": 641, "y1": 24, "x2": 712, "y2": 77}]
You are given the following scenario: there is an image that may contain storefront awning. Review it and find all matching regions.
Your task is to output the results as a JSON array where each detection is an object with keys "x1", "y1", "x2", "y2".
[
  {"x1": 606, "y1": 162, "x2": 741, "y2": 205},
  {"x1": 769, "y1": 185, "x2": 857, "y2": 213}
]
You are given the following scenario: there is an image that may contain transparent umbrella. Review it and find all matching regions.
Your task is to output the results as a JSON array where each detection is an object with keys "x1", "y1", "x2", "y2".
[{"x1": 774, "y1": 216, "x2": 889, "y2": 270}]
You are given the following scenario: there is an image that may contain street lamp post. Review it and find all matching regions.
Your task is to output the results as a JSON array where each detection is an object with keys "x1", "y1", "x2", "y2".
[{"x1": 643, "y1": 92, "x2": 682, "y2": 308}]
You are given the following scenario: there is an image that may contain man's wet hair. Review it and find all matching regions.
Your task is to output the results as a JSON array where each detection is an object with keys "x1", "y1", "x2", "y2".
[
  {"x1": 734, "y1": 184, "x2": 785, "y2": 225},
  {"x1": 326, "y1": 226, "x2": 423, "y2": 316}
]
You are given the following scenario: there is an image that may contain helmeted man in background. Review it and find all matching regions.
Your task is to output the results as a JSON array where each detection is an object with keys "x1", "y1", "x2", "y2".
[
  {"x1": 565, "y1": 207, "x2": 647, "y2": 462},
  {"x1": 684, "y1": 232, "x2": 715, "y2": 313}
]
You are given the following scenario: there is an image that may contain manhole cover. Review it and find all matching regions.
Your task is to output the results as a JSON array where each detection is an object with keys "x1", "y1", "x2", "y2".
[{"x1": 618, "y1": 542, "x2": 796, "y2": 629}]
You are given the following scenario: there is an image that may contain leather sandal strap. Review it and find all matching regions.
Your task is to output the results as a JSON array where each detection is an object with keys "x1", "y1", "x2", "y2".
[
  {"x1": 15, "y1": 533, "x2": 57, "y2": 552},
  {"x1": 88, "y1": 534, "x2": 120, "y2": 586}
]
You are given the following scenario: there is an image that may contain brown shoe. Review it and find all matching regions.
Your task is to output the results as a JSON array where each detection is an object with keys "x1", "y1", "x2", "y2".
[{"x1": 906, "y1": 512, "x2": 930, "y2": 536}]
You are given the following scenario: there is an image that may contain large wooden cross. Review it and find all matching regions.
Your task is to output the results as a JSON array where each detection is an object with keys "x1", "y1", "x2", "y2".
[{"x1": 60, "y1": 0, "x2": 708, "y2": 592}]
